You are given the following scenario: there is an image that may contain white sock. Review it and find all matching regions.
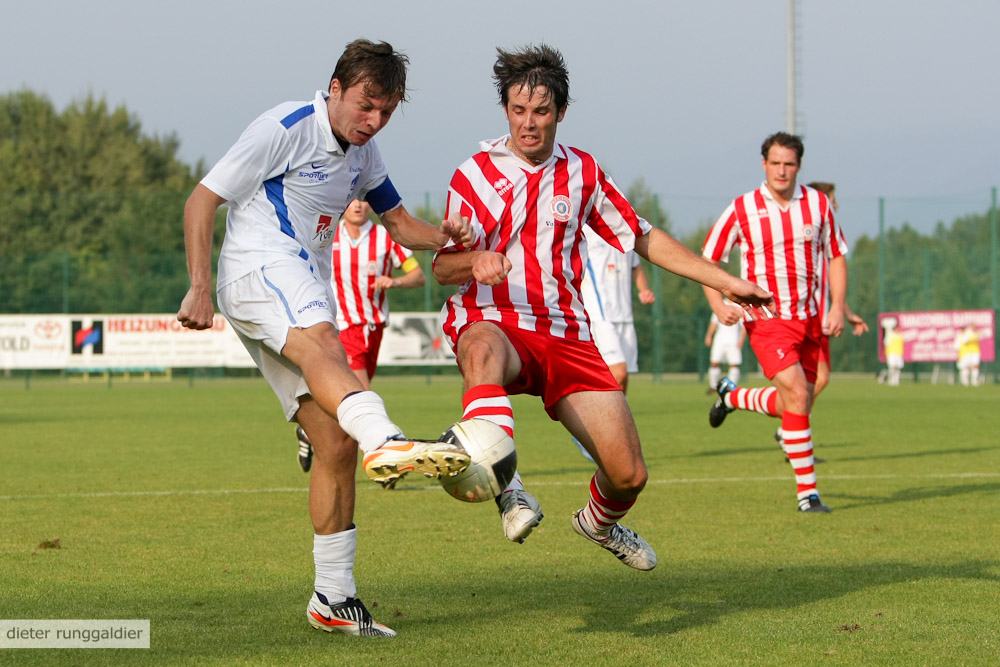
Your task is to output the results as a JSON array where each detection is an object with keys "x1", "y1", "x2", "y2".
[
  {"x1": 314, "y1": 526, "x2": 357, "y2": 602},
  {"x1": 708, "y1": 366, "x2": 721, "y2": 388},
  {"x1": 336, "y1": 391, "x2": 402, "y2": 453},
  {"x1": 728, "y1": 366, "x2": 741, "y2": 384}
]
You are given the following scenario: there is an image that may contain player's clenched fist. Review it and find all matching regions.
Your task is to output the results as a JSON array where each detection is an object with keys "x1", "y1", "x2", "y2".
[
  {"x1": 472, "y1": 251, "x2": 512, "y2": 286},
  {"x1": 439, "y1": 212, "x2": 477, "y2": 248}
]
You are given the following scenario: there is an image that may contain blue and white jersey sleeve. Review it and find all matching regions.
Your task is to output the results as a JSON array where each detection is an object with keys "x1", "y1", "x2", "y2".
[{"x1": 202, "y1": 115, "x2": 291, "y2": 209}]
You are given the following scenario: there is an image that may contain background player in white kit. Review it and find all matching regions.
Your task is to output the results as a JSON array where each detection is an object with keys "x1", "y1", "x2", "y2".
[
  {"x1": 704, "y1": 299, "x2": 746, "y2": 393},
  {"x1": 569, "y1": 226, "x2": 655, "y2": 461},
  {"x1": 177, "y1": 39, "x2": 475, "y2": 638},
  {"x1": 433, "y1": 44, "x2": 774, "y2": 566},
  {"x1": 296, "y1": 199, "x2": 427, "y2": 472}
]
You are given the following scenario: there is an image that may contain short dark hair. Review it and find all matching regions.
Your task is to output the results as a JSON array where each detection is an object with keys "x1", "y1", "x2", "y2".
[
  {"x1": 761, "y1": 132, "x2": 804, "y2": 163},
  {"x1": 330, "y1": 39, "x2": 409, "y2": 102},
  {"x1": 807, "y1": 181, "x2": 835, "y2": 197},
  {"x1": 493, "y1": 44, "x2": 571, "y2": 111}
]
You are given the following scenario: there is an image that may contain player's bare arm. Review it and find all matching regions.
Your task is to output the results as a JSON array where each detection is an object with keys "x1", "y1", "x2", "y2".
[
  {"x1": 434, "y1": 250, "x2": 511, "y2": 286},
  {"x1": 824, "y1": 255, "x2": 848, "y2": 337},
  {"x1": 637, "y1": 229, "x2": 774, "y2": 320},
  {"x1": 379, "y1": 206, "x2": 475, "y2": 251},
  {"x1": 177, "y1": 184, "x2": 226, "y2": 330}
]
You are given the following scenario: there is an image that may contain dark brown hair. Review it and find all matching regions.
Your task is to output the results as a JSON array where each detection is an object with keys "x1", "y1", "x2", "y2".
[
  {"x1": 761, "y1": 132, "x2": 804, "y2": 163},
  {"x1": 493, "y1": 44, "x2": 571, "y2": 111},
  {"x1": 330, "y1": 39, "x2": 409, "y2": 102}
]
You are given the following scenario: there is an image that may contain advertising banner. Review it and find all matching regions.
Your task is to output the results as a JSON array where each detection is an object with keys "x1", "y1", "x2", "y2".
[
  {"x1": 877, "y1": 309, "x2": 995, "y2": 363},
  {"x1": 1, "y1": 312, "x2": 455, "y2": 370}
]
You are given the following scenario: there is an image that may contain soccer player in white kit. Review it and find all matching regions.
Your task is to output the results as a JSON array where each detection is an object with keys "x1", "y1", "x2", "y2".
[
  {"x1": 177, "y1": 39, "x2": 475, "y2": 637},
  {"x1": 295, "y1": 199, "x2": 426, "y2": 472},
  {"x1": 704, "y1": 300, "x2": 746, "y2": 391},
  {"x1": 433, "y1": 44, "x2": 774, "y2": 568}
]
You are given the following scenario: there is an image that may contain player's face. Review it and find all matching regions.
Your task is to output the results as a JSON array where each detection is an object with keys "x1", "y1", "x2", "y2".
[
  {"x1": 327, "y1": 79, "x2": 400, "y2": 147},
  {"x1": 342, "y1": 199, "x2": 372, "y2": 227},
  {"x1": 762, "y1": 145, "x2": 800, "y2": 202},
  {"x1": 503, "y1": 85, "x2": 566, "y2": 164}
]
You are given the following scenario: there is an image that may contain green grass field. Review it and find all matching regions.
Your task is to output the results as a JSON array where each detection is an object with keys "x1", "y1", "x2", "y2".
[{"x1": 1, "y1": 374, "x2": 998, "y2": 665}]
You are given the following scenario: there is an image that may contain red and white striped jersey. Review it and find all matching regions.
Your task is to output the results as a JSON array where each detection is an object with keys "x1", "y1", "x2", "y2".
[
  {"x1": 702, "y1": 183, "x2": 848, "y2": 320},
  {"x1": 439, "y1": 136, "x2": 651, "y2": 345},
  {"x1": 330, "y1": 220, "x2": 413, "y2": 328}
]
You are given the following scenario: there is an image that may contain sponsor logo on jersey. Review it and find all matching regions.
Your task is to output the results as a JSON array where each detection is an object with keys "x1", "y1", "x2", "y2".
[
  {"x1": 299, "y1": 167, "x2": 328, "y2": 182},
  {"x1": 551, "y1": 195, "x2": 572, "y2": 222},
  {"x1": 758, "y1": 208, "x2": 769, "y2": 217},
  {"x1": 494, "y1": 178, "x2": 514, "y2": 196},
  {"x1": 297, "y1": 300, "x2": 328, "y2": 315},
  {"x1": 366, "y1": 261, "x2": 378, "y2": 276},
  {"x1": 802, "y1": 224, "x2": 816, "y2": 240},
  {"x1": 314, "y1": 215, "x2": 336, "y2": 243}
]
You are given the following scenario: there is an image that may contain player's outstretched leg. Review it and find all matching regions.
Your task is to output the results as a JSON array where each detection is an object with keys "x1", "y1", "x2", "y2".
[
  {"x1": 496, "y1": 477, "x2": 544, "y2": 543},
  {"x1": 296, "y1": 425, "x2": 314, "y2": 473},
  {"x1": 307, "y1": 592, "x2": 396, "y2": 637},
  {"x1": 708, "y1": 377, "x2": 737, "y2": 428},
  {"x1": 335, "y1": 391, "x2": 471, "y2": 488}
]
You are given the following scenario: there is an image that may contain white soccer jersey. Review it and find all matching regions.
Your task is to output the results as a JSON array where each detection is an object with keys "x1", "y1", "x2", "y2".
[
  {"x1": 203, "y1": 90, "x2": 401, "y2": 290},
  {"x1": 702, "y1": 183, "x2": 848, "y2": 320},
  {"x1": 709, "y1": 313, "x2": 744, "y2": 348},
  {"x1": 580, "y1": 226, "x2": 641, "y2": 324},
  {"x1": 331, "y1": 220, "x2": 412, "y2": 328},
  {"x1": 438, "y1": 136, "x2": 652, "y2": 345}
]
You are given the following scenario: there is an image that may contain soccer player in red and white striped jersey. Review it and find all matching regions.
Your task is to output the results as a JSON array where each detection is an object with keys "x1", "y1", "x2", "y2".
[
  {"x1": 295, "y1": 199, "x2": 426, "y2": 472},
  {"x1": 434, "y1": 44, "x2": 774, "y2": 568},
  {"x1": 702, "y1": 133, "x2": 853, "y2": 513}
]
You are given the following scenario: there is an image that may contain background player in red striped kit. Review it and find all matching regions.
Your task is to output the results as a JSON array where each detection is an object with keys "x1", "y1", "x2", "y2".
[
  {"x1": 702, "y1": 132, "x2": 851, "y2": 513},
  {"x1": 295, "y1": 198, "x2": 426, "y2": 472},
  {"x1": 433, "y1": 44, "x2": 774, "y2": 569}
]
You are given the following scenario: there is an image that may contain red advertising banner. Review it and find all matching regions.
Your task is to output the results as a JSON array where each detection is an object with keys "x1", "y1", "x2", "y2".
[{"x1": 877, "y1": 310, "x2": 995, "y2": 363}]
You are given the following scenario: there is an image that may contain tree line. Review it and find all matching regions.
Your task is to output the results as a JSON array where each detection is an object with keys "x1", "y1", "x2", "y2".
[{"x1": 2, "y1": 91, "x2": 995, "y2": 374}]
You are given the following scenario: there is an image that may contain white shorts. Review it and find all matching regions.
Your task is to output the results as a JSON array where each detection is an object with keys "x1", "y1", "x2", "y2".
[
  {"x1": 590, "y1": 320, "x2": 638, "y2": 373},
  {"x1": 710, "y1": 341, "x2": 743, "y2": 366},
  {"x1": 957, "y1": 353, "x2": 981, "y2": 370},
  {"x1": 218, "y1": 259, "x2": 336, "y2": 421},
  {"x1": 886, "y1": 353, "x2": 904, "y2": 370}
]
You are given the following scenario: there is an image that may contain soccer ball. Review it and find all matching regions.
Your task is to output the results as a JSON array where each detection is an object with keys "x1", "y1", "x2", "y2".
[{"x1": 438, "y1": 419, "x2": 517, "y2": 503}]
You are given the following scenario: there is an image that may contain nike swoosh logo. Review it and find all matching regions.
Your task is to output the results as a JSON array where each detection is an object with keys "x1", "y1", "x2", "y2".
[
  {"x1": 311, "y1": 163, "x2": 324, "y2": 170},
  {"x1": 310, "y1": 610, "x2": 353, "y2": 627}
]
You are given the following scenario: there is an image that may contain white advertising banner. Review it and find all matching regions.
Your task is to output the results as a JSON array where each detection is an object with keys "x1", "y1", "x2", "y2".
[
  {"x1": 0, "y1": 314, "x2": 254, "y2": 370},
  {"x1": 1, "y1": 312, "x2": 454, "y2": 370}
]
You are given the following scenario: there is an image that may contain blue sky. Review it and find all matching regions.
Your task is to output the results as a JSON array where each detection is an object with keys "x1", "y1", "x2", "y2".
[{"x1": 3, "y1": 0, "x2": 998, "y2": 241}]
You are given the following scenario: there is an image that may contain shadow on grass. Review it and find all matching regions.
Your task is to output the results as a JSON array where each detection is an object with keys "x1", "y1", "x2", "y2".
[
  {"x1": 561, "y1": 559, "x2": 1000, "y2": 637},
  {"x1": 831, "y1": 481, "x2": 1000, "y2": 510}
]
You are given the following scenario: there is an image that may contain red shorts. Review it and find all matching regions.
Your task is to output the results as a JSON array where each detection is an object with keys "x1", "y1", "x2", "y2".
[
  {"x1": 338, "y1": 324, "x2": 385, "y2": 380},
  {"x1": 818, "y1": 334, "x2": 830, "y2": 364},
  {"x1": 745, "y1": 316, "x2": 823, "y2": 384},
  {"x1": 457, "y1": 321, "x2": 620, "y2": 420}
]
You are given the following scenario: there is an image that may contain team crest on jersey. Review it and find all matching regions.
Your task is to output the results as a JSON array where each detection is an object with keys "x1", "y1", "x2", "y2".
[
  {"x1": 551, "y1": 195, "x2": 572, "y2": 222},
  {"x1": 366, "y1": 261, "x2": 378, "y2": 276},
  {"x1": 802, "y1": 224, "x2": 816, "y2": 240},
  {"x1": 494, "y1": 177, "x2": 514, "y2": 196}
]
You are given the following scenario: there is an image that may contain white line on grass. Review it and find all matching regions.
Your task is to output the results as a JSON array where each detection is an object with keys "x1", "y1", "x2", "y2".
[{"x1": 2, "y1": 471, "x2": 997, "y2": 502}]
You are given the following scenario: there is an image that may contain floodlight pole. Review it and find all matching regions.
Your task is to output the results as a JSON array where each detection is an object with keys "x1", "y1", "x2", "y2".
[{"x1": 787, "y1": 0, "x2": 796, "y2": 134}]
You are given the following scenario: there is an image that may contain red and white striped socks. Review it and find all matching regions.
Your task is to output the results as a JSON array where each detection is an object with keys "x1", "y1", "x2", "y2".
[
  {"x1": 462, "y1": 384, "x2": 524, "y2": 493},
  {"x1": 725, "y1": 386, "x2": 778, "y2": 416},
  {"x1": 780, "y1": 411, "x2": 819, "y2": 505},
  {"x1": 575, "y1": 475, "x2": 635, "y2": 537}
]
